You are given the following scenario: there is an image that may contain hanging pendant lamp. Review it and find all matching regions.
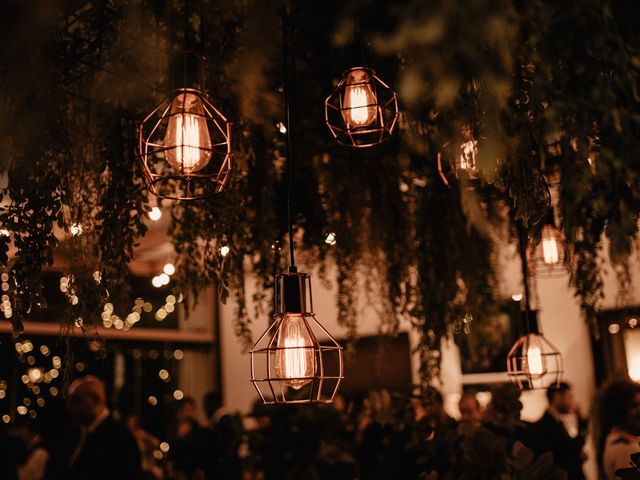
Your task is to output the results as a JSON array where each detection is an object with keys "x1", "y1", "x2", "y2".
[
  {"x1": 531, "y1": 210, "x2": 567, "y2": 278},
  {"x1": 137, "y1": 2, "x2": 231, "y2": 200},
  {"x1": 250, "y1": 5, "x2": 343, "y2": 405},
  {"x1": 250, "y1": 269, "x2": 344, "y2": 404},
  {"x1": 506, "y1": 309, "x2": 563, "y2": 390},
  {"x1": 324, "y1": 31, "x2": 398, "y2": 148},
  {"x1": 506, "y1": 222, "x2": 563, "y2": 390}
]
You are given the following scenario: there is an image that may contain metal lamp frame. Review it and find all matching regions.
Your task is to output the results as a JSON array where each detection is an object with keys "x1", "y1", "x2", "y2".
[
  {"x1": 506, "y1": 310, "x2": 563, "y2": 390},
  {"x1": 250, "y1": 271, "x2": 344, "y2": 404},
  {"x1": 436, "y1": 126, "x2": 482, "y2": 187},
  {"x1": 325, "y1": 67, "x2": 398, "y2": 148},
  {"x1": 530, "y1": 223, "x2": 568, "y2": 279},
  {"x1": 138, "y1": 87, "x2": 232, "y2": 200}
]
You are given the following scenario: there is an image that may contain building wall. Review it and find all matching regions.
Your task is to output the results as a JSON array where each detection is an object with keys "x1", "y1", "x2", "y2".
[{"x1": 217, "y1": 242, "x2": 640, "y2": 479}]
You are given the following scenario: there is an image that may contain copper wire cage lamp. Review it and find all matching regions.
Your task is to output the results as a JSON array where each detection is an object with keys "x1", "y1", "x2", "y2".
[
  {"x1": 137, "y1": 0, "x2": 232, "y2": 201},
  {"x1": 506, "y1": 309, "x2": 563, "y2": 390},
  {"x1": 138, "y1": 85, "x2": 232, "y2": 200},
  {"x1": 506, "y1": 221, "x2": 563, "y2": 390},
  {"x1": 250, "y1": 271, "x2": 344, "y2": 404},
  {"x1": 250, "y1": 4, "x2": 343, "y2": 405},
  {"x1": 325, "y1": 67, "x2": 398, "y2": 148},
  {"x1": 530, "y1": 211, "x2": 567, "y2": 279},
  {"x1": 437, "y1": 125, "x2": 481, "y2": 187}
]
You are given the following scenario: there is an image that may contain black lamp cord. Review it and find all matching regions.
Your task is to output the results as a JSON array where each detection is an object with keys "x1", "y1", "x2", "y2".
[
  {"x1": 517, "y1": 220, "x2": 533, "y2": 334},
  {"x1": 282, "y1": 3, "x2": 296, "y2": 272}
]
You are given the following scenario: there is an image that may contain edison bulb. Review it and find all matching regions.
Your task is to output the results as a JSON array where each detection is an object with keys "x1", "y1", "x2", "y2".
[
  {"x1": 541, "y1": 225, "x2": 560, "y2": 264},
  {"x1": 274, "y1": 314, "x2": 315, "y2": 390},
  {"x1": 164, "y1": 92, "x2": 212, "y2": 174},
  {"x1": 524, "y1": 334, "x2": 546, "y2": 378},
  {"x1": 342, "y1": 69, "x2": 377, "y2": 128}
]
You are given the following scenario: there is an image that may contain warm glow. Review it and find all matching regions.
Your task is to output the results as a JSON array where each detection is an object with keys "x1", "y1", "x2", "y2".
[
  {"x1": 275, "y1": 314, "x2": 315, "y2": 390},
  {"x1": 458, "y1": 140, "x2": 478, "y2": 172},
  {"x1": 69, "y1": 223, "x2": 83, "y2": 236},
  {"x1": 27, "y1": 368, "x2": 43, "y2": 384},
  {"x1": 325, "y1": 232, "x2": 337, "y2": 246},
  {"x1": 624, "y1": 329, "x2": 640, "y2": 382},
  {"x1": 220, "y1": 245, "x2": 230, "y2": 257},
  {"x1": 342, "y1": 69, "x2": 377, "y2": 128},
  {"x1": 164, "y1": 93, "x2": 212, "y2": 174},
  {"x1": 541, "y1": 225, "x2": 560, "y2": 264},
  {"x1": 163, "y1": 263, "x2": 175, "y2": 276},
  {"x1": 630, "y1": 362, "x2": 640, "y2": 382},
  {"x1": 149, "y1": 207, "x2": 162, "y2": 221},
  {"x1": 525, "y1": 335, "x2": 546, "y2": 378}
]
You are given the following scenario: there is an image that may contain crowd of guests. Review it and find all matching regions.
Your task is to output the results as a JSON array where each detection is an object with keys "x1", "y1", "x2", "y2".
[{"x1": 2, "y1": 375, "x2": 640, "y2": 479}]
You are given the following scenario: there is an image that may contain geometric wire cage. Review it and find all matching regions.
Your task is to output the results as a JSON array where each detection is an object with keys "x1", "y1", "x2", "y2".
[
  {"x1": 506, "y1": 309, "x2": 563, "y2": 391},
  {"x1": 530, "y1": 222, "x2": 567, "y2": 279},
  {"x1": 138, "y1": 87, "x2": 232, "y2": 200},
  {"x1": 325, "y1": 67, "x2": 398, "y2": 148},
  {"x1": 250, "y1": 271, "x2": 344, "y2": 404}
]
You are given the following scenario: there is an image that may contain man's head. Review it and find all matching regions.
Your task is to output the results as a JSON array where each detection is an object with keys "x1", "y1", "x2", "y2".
[
  {"x1": 459, "y1": 393, "x2": 482, "y2": 424},
  {"x1": 547, "y1": 382, "x2": 574, "y2": 414},
  {"x1": 177, "y1": 396, "x2": 196, "y2": 420},
  {"x1": 203, "y1": 391, "x2": 222, "y2": 420},
  {"x1": 67, "y1": 375, "x2": 107, "y2": 426}
]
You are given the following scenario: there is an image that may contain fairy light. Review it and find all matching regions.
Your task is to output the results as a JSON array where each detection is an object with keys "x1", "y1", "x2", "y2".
[{"x1": 163, "y1": 263, "x2": 175, "y2": 275}]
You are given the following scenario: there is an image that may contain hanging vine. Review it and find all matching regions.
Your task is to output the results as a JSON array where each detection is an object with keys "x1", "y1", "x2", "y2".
[{"x1": 0, "y1": 0, "x2": 639, "y2": 383}]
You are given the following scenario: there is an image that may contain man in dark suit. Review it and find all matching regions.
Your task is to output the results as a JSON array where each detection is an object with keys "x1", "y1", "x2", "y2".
[
  {"x1": 533, "y1": 382, "x2": 587, "y2": 480},
  {"x1": 46, "y1": 375, "x2": 142, "y2": 480}
]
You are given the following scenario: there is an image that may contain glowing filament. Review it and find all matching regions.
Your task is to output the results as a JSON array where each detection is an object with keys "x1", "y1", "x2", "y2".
[
  {"x1": 541, "y1": 225, "x2": 560, "y2": 264},
  {"x1": 275, "y1": 314, "x2": 314, "y2": 390},
  {"x1": 342, "y1": 69, "x2": 377, "y2": 128},
  {"x1": 164, "y1": 93, "x2": 212, "y2": 174},
  {"x1": 525, "y1": 335, "x2": 547, "y2": 378},
  {"x1": 458, "y1": 140, "x2": 478, "y2": 172}
]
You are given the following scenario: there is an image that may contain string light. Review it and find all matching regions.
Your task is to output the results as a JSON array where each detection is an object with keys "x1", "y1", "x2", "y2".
[
  {"x1": 163, "y1": 263, "x2": 175, "y2": 276},
  {"x1": 220, "y1": 245, "x2": 230, "y2": 257}
]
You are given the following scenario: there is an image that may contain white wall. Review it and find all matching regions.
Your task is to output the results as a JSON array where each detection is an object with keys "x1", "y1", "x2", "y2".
[{"x1": 218, "y1": 241, "x2": 640, "y2": 479}]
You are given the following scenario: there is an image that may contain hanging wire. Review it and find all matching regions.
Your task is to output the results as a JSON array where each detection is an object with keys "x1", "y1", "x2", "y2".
[
  {"x1": 517, "y1": 220, "x2": 533, "y2": 332},
  {"x1": 282, "y1": 3, "x2": 296, "y2": 270}
]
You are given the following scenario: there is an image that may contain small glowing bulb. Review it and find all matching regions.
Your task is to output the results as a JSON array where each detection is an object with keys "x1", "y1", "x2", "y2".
[
  {"x1": 149, "y1": 207, "x2": 162, "y2": 221},
  {"x1": 511, "y1": 293, "x2": 523, "y2": 302},
  {"x1": 69, "y1": 223, "x2": 83, "y2": 236},
  {"x1": 163, "y1": 263, "x2": 175, "y2": 276},
  {"x1": 28, "y1": 368, "x2": 43, "y2": 384},
  {"x1": 324, "y1": 232, "x2": 337, "y2": 246},
  {"x1": 277, "y1": 122, "x2": 287, "y2": 134},
  {"x1": 274, "y1": 314, "x2": 315, "y2": 390},
  {"x1": 151, "y1": 276, "x2": 163, "y2": 288},
  {"x1": 541, "y1": 225, "x2": 560, "y2": 264},
  {"x1": 164, "y1": 92, "x2": 212, "y2": 174},
  {"x1": 342, "y1": 69, "x2": 377, "y2": 128},
  {"x1": 524, "y1": 334, "x2": 546, "y2": 378},
  {"x1": 158, "y1": 273, "x2": 170, "y2": 286},
  {"x1": 220, "y1": 245, "x2": 230, "y2": 257}
]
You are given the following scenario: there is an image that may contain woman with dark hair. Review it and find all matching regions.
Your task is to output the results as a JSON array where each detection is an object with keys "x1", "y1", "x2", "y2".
[{"x1": 595, "y1": 380, "x2": 640, "y2": 479}]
